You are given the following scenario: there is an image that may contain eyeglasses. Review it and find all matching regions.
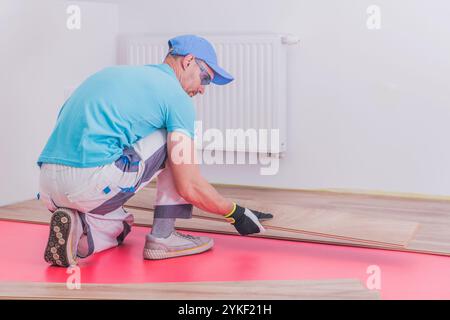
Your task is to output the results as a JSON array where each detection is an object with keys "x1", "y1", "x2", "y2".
[{"x1": 195, "y1": 59, "x2": 212, "y2": 85}]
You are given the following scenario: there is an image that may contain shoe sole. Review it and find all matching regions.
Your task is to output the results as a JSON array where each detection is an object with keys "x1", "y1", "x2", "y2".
[
  {"x1": 44, "y1": 208, "x2": 78, "y2": 267},
  {"x1": 143, "y1": 239, "x2": 214, "y2": 260}
]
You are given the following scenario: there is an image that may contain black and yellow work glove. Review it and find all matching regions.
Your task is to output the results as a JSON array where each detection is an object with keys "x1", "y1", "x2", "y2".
[{"x1": 225, "y1": 203, "x2": 273, "y2": 236}]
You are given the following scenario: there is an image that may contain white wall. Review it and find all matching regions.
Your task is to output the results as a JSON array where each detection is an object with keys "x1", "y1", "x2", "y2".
[
  {"x1": 0, "y1": 0, "x2": 118, "y2": 205},
  {"x1": 2, "y1": 0, "x2": 449, "y2": 206},
  {"x1": 118, "y1": 0, "x2": 450, "y2": 197}
]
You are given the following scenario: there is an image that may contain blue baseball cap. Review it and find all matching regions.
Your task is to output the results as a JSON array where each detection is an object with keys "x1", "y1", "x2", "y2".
[{"x1": 168, "y1": 34, "x2": 234, "y2": 85}]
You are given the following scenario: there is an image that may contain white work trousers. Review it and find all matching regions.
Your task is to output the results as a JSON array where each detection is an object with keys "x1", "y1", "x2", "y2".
[{"x1": 38, "y1": 129, "x2": 193, "y2": 256}]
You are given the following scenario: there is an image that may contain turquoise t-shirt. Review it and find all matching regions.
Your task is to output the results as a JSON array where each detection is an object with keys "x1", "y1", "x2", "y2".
[{"x1": 37, "y1": 64, "x2": 195, "y2": 168}]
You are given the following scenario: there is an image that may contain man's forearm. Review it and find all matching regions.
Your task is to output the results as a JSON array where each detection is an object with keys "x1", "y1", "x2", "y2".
[{"x1": 181, "y1": 177, "x2": 234, "y2": 215}]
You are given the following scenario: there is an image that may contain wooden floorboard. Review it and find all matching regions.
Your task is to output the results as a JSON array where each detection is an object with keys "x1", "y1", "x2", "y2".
[
  {"x1": 0, "y1": 198, "x2": 448, "y2": 256},
  {"x1": 0, "y1": 279, "x2": 379, "y2": 300},
  {"x1": 1, "y1": 184, "x2": 449, "y2": 255},
  {"x1": 191, "y1": 204, "x2": 418, "y2": 248},
  {"x1": 126, "y1": 185, "x2": 450, "y2": 255},
  {"x1": 127, "y1": 187, "x2": 420, "y2": 247}
]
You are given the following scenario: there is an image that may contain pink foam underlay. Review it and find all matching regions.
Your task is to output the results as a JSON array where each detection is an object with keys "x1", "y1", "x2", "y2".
[{"x1": 0, "y1": 220, "x2": 449, "y2": 299}]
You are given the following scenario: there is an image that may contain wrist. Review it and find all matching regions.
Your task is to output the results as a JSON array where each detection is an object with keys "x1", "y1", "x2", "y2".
[
  {"x1": 225, "y1": 203, "x2": 246, "y2": 225},
  {"x1": 225, "y1": 202, "x2": 237, "y2": 218}
]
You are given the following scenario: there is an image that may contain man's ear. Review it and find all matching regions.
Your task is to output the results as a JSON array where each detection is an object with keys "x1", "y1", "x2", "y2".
[{"x1": 182, "y1": 54, "x2": 195, "y2": 70}]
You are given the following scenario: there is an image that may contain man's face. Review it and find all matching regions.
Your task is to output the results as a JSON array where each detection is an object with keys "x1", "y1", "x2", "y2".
[{"x1": 179, "y1": 54, "x2": 215, "y2": 97}]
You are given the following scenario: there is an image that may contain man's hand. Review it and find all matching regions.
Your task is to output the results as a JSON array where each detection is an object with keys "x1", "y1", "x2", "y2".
[{"x1": 225, "y1": 203, "x2": 273, "y2": 236}]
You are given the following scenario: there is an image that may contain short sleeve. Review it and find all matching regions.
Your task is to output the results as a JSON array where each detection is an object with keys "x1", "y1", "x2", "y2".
[{"x1": 165, "y1": 94, "x2": 196, "y2": 139}]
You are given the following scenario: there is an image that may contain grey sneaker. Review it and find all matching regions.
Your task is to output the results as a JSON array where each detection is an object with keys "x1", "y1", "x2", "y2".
[
  {"x1": 44, "y1": 208, "x2": 82, "y2": 267},
  {"x1": 143, "y1": 231, "x2": 214, "y2": 260}
]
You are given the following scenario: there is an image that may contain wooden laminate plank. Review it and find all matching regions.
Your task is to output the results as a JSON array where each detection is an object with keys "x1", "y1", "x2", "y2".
[
  {"x1": 129, "y1": 184, "x2": 450, "y2": 215},
  {"x1": 0, "y1": 279, "x2": 380, "y2": 300},
  {"x1": 128, "y1": 186, "x2": 450, "y2": 254},
  {"x1": 0, "y1": 198, "x2": 416, "y2": 248},
  {"x1": 0, "y1": 194, "x2": 448, "y2": 255},
  {"x1": 0, "y1": 199, "x2": 401, "y2": 250},
  {"x1": 0, "y1": 199, "x2": 438, "y2": 255},
  {"x1": 128, "y1": 187, "x2": 419, "y2": 247},
  {"x1": 188, "y1": 213, "x2": 409, "y2": 249},
  {"x1": 193, "y1": 205, "x2": 417, "y2": 247}
]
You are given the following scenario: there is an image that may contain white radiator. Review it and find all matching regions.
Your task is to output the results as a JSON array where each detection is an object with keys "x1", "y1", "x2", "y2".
[{"x1": 119, "y1": 34, "x2": 297, "y2": 155}]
